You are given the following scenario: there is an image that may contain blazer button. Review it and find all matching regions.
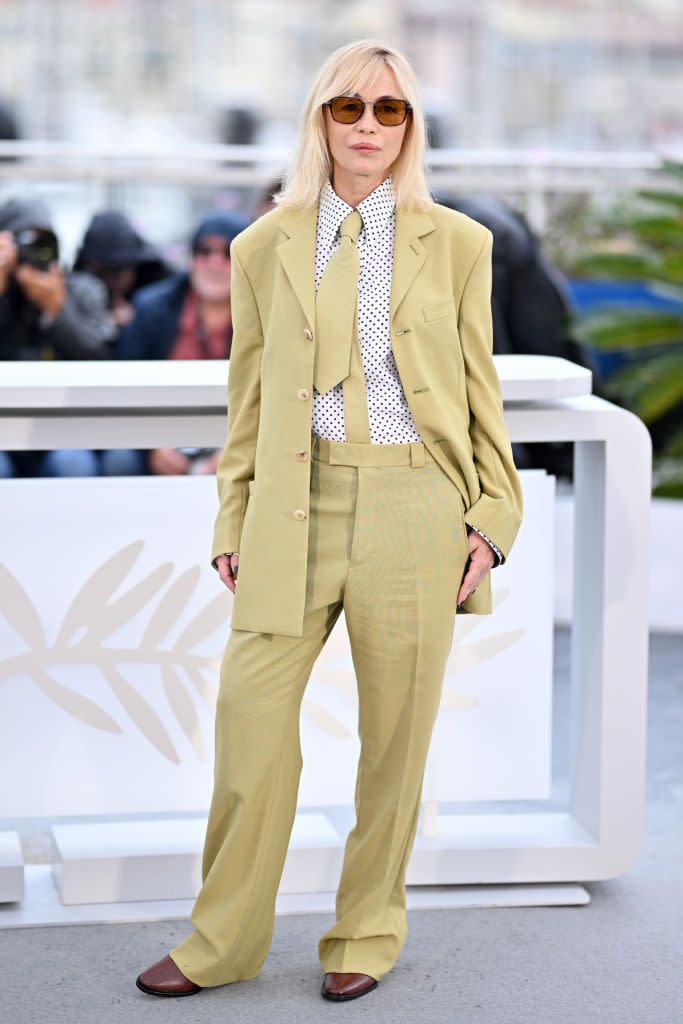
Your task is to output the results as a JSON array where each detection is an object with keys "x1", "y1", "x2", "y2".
[
  {"x1": 304, "y1": 327, "x2": 313, "y2": 341},
  {"x1": 294, "y1": 508, "x2": 307, "y2": 520},
  {"x1": 295, "y1": 450, "x2": 308, "y2": 461},
  {"x1": 297, "y1": 388, "x2": 310, "y2": 400}
]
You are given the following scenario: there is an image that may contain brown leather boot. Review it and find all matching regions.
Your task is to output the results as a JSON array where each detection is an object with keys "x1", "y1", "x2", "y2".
[
  {"x1": 321, "y1": 971, "x2": 378, "y2": 1001},
  {"x1": 136, "y1": 954, "x2": 203, "y2": 997}
]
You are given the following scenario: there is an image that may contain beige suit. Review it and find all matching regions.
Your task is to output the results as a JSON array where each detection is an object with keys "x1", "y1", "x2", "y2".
[
  {"x1": 211, "y1": 201, "x2": 523, "y2": 637},
  {"x1": 168, "y1": 197, "x2": 524, "y2": 989}
]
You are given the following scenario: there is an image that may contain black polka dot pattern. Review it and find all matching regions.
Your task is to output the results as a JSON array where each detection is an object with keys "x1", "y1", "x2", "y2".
[
  {"x1": 312, "y1": 174, "x2": 421, "y2": 444},
  {"x1": 311, "y1": 174, "x2": 504, "y2": 567}
]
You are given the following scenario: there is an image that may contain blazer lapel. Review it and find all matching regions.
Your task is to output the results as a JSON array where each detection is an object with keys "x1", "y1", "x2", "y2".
[
  {"x1": 275, "y1": 201, "x2": 436, "y2": 330},
  {"x1": 390, "y1": 207, "x2": 435, "y2": 322},
  {"x1": 276, "y1": 204, "x2": 318, "y2": 330}
]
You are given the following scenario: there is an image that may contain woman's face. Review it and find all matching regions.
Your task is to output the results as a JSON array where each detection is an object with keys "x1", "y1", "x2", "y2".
[{"x1": 323, "y1": 65, "x2": 409, "y2": 186}]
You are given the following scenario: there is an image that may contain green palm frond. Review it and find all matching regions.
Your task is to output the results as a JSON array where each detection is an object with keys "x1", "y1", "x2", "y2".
[
  {"x1": 658, "y1": 252, "x2": 683, "y2": 284},
  {"x1": 630, "y1": 216, "x2": 683, "y2": 246},
  {"x1": 571, "y1": 252, "x2": 664, "y2": 280},
  {"x1": 567, "y1": 159, "x2": 683, "y2": 497},
  {"x1": 636, "y1": 189, "x2": 683, "y2": 211},
  {"x1": 579, "y1": 310, "x2": 683, "y2": 348},
  {"x1": 660, "y1": 158, "x2": 683, "y2": 179},
  {"x1": 651, "y1": 456, "x2": 683, "y2": 497},
  {"x1": 602, "y1": 352, "x2": 683, "y2": 421},
  {"x1": 663, "y1": 424, "x2": 683, "y2": 457}
]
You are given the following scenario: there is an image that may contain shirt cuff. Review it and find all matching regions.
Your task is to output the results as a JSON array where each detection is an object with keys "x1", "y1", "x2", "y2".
[{"x1": 468, "y1": 524, "x2": 504, "y2": 566}]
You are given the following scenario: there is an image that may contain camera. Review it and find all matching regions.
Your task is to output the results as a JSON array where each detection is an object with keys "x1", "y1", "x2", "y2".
[
  {"x1": 176, "y1": 447, "x2": 218, "y2": 474},
  {"x1": 14, "y1": 227, "x2": 59, "y2": 271}
]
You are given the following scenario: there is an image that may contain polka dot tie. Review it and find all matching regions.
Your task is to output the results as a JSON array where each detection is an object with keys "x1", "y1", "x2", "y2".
[{"x1": 314, "y1": 209, "x2": 363, "y2": 396}]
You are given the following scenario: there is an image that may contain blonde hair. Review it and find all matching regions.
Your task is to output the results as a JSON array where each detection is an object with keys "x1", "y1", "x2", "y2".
[{"x1": 272, "y1": 39, "x2": 434, "y2": 213}]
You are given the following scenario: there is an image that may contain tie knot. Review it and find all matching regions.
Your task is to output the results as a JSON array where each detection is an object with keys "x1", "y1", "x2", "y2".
[{"x1": 338, "y1": 209, "x2": 363, "y2": 244}]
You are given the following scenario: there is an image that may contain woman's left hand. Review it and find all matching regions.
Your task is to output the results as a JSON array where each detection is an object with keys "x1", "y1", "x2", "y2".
[{"x1": 456, "y1": 527, "x2": 496, "y2": 606}]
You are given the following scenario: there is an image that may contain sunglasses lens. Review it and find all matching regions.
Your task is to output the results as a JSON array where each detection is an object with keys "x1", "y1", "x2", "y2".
[
  {"x1": 329, "y1": 97, "x2": 364, "y2": 123},
  {"x1": 375, "y1": 99, "x2": 408, "y2": 125},
  {"x1": 327, "y1": 96, "x2": 411, "y2": 125}
]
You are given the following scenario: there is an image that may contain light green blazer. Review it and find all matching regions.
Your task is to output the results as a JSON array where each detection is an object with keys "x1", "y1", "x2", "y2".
[{"x1": 211, "y1": 200, "x2": 523, "y2": 637}]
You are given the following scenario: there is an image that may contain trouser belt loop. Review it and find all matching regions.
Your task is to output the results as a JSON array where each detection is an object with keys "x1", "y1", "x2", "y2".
[{"x1": 410, "y1": 442, "x2": 425, "y2": 468}]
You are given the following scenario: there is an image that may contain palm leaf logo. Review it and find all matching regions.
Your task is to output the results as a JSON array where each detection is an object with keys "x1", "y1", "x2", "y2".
[
  {"x1": 0, "y1": 548, "x2": 524, "y2": 761},
  {"x1": 0, "y1": 542, "x2": 225, "y2": 764}
]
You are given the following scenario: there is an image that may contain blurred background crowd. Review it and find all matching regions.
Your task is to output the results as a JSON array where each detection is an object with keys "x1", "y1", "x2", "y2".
[{"x1": 0, "y1": 0, "x2": 682, "y2": 494}]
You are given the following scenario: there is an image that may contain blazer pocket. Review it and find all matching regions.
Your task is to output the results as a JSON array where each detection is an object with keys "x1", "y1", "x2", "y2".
[{"x1": 422, "y1": 296, "x2": 457, "y2": 323}]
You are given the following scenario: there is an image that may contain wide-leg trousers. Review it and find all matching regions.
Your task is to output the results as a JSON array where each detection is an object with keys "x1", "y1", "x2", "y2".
[{"x1": 169, "y1": 431, "x2": 471, "y2": 987}]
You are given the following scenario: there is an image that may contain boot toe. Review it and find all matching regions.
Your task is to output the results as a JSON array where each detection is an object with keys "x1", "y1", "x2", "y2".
[
  {"x1": 136, "y1": 954, "x2": 202, "y2": 997},
  {"x1": 321, "y1": 971, "x2": 378, "y2": 1001}
]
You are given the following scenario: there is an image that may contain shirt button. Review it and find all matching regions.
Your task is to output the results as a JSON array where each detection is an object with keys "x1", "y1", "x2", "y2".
[
  {"x1": 294, "y1": 508, "x2": 307, "y2": 520},
  {"x1": 295, "y1": 450, "x2": 308, "y2": 461},
  {"x1": 304, "y1": 327, "x2": 313, "y2": 341},
  {"x1": 297, "y1": 388, "x2": 310, "y2": 400}
]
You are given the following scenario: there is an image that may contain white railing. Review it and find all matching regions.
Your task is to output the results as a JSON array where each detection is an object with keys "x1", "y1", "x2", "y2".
[{"x1": 0, "y1": 140, "x2": 678, "y2": 232}]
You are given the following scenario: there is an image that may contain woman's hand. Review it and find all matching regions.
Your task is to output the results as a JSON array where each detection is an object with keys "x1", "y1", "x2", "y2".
[
  {"x1": 456, "y1": 528, "x2": 495, "y2": 607},
  {"x1": 215, "y1": 552, "x2": 239, "y2": 593}
]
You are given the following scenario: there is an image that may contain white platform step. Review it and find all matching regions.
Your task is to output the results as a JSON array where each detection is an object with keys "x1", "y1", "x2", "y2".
[
  {"x1": 0, "y1": 831, "x2": 24, "y2": 903},
  {"x1": 0, "y1": 864, "x2": 589, "y2": 929},
  {"x1": 50, "y1": 811, "x2": 599, "y2": 907},
  {"x1": 51, "y1": 814, "x2": 343, "y2": 906}
]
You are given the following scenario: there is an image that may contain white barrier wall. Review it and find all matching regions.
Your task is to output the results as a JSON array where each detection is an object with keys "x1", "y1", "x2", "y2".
[
  {"x1": 0, "y1": 469, "x2": 552, "y2": 819},
  {"x1": 0, "y1": 359, "x2": 653, "y2": 906}
]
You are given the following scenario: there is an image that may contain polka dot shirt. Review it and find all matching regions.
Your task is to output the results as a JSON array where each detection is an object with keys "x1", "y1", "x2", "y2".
[
  {"x1": 311, "y1": 174, "x2": 504, "y2": 566},
  {"x1": 313, "y1": 174, "x2": 418, "y2": 445}
]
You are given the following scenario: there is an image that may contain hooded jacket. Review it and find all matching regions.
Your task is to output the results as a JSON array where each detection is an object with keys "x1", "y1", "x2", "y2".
[{"x1": 0, "y1": 197, "x2": 114, "y2": 360}]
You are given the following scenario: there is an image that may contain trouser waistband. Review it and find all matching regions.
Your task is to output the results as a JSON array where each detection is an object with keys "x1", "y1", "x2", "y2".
[{"x1": 311, "y1": 431, "x2": 432, "y2": 468}]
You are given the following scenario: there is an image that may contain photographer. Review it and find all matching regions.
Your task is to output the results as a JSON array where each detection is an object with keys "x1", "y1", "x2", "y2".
[
  {"x1": 0, "y1": 197, "x2": 115, "y2": 361},
  {"x1": 0, "y1": 197, "x2": 116, "y2": 478}
]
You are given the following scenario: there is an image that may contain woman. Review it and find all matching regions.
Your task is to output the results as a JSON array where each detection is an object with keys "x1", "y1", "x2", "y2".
[{"x1": 136, "y1": 38, "x2": 523, "y2": 1004}]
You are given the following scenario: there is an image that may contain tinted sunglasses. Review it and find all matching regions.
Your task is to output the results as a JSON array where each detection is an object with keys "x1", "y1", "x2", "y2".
[{"x1": 324, "y1": 95, "x2": 412, "y2": 127}]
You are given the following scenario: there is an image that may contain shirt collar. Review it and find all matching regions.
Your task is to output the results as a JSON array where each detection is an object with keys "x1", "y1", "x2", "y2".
[{"x1": 318, "y1": 174, "x2": 395, "y2": 246}]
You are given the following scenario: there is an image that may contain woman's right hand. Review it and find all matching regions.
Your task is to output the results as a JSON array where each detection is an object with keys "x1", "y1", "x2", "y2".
[{"x1": 215, "y1": 552, "x2": 239, "y2": 593}]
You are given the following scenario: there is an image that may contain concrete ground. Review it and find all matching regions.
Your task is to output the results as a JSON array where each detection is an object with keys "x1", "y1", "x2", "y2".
[{"x1": 1, "y1": 627, "x2": 681, "y2": 1024}]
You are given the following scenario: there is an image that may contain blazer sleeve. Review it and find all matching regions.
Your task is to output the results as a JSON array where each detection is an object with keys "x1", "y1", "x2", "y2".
[
  {"x1": 210, "y1": 240, "x2": 263, "y2": 568},
  {"x1": 458, "y1": 228, "x2": 523, "y2": 563}
]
